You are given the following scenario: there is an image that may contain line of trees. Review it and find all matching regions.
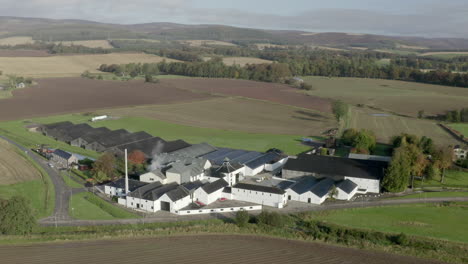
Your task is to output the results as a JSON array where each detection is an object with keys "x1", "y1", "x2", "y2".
[
  {"x1": 341, "y1": 128, "x2": 377, "y2": 154},
  {"x1": 99, "y1": 58, "x2": 292, "y2": 83}
]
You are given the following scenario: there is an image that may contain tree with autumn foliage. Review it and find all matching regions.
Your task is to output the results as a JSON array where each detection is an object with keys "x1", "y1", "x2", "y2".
[
  {"x1": 128, "y1": 150, "x2": 147, "y2": 174},
  {"x1": 92, "y1": 152, "x2": 116, "y2": 183}
]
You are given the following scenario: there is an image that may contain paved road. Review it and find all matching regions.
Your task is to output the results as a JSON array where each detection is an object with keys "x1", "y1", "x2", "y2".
[{"x1": 0, "y1": 135, "x2": 84, "y2": 221}]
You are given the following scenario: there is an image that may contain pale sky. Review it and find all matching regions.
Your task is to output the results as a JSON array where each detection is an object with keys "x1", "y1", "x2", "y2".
[{"x1": 0, "y1": 0, "x2": 467, "y2": 38}]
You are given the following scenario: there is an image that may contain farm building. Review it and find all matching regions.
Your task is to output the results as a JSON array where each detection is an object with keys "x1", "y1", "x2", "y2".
[
  {"x1": 453, "y1": 145, "x2": 467, "y2": 160},
  {"x1": 206, "y1": 159, "x2": 244, "y2": 186},
  {"x1": 50, "y1": 149, "x2": 78, "y2": 168},
  {"x1": 84, "y1": 129, "x2": 131, "y2": 152},
  {"x1": 112, "y1": 138, "x2": 191, "y2": 158},
  {"x1": 285, "y1": 177, "x2": 318, "y2": 203},
  {"x1": 192, "y1": 179, "x2": 229, "y2": 205},
  {"x1": 335, "y1": 179, "x2": 358, "y2": 201},
  {"x1": 125, "y1": 182, "x2": 175, "y2": 212},
  {"x1": 244, "y1": 151, "x2": 288, "y2": 176},
  {"x1": 158, "y1": 185, "x2": 192, "y2": 213},
  {"x1": 70, "y1": 127, "x2": 111, "y2": 147},
  {"x1": 165, "y1": 158, "x2": 209, "y2": 184},
  {"x1": 232, "y1": 183, "x2": 287, "y2": 208},
  {"x1": 105, "y1": 178, "x2": 148, "y2": 197},
  {"x1": 42, "y1": 121, "x2": 74, "y2": 139},
  {"x1": 282, "y1": 154, "x2": 387, "y2": 194}
]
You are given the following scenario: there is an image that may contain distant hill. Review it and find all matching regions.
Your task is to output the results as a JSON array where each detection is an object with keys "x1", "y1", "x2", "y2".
[{"x1": 1, "y1": 16, "x2": 468, "y2": 50}]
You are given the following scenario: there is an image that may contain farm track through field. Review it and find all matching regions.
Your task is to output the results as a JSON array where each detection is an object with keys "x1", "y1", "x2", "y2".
[{"x1": 0, "y1": 235, "x2": 444, "y2": 264}]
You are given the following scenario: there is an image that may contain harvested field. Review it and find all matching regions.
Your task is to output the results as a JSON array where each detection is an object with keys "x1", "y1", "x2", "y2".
[
  {"x1": 303, "y1": 76, "x2": 468, "y2": 117},
  {"x1": 0, "y1": 36, "x2": 34, "y2": 46},
  {"x1": 0, "y1": 138, "x2": 41, "y2": 185},
  {"x1": 0, "y1": 78, "x2": 215, "y2": 121},
  {"x1": 181, "y1": 39, "x2": 236, "y2": 47},
  {"x1": 99, "y1": 97, "x2": 336, "y2": 135},
  {"x1": 0, "y1": 49, "x2": 51, "y2": 57},
  {"x1": 0, "y1": 53, "x2": 178, "y2": 78},
  {"x1": 347, "y1": 107, "x2": 458, "y2": 146},
  {"x1": 0, "y1": 235, "x2": 441, "y2": 264},
  {"x1": 54, "y1": 40, "x2": 113, "y2": 49},
  {"x1": 163, "y1": 78, "x2": 332, "y2": 113},
  {"x1": 419, "y1": 51, "x2": 468, "y2": 58}
]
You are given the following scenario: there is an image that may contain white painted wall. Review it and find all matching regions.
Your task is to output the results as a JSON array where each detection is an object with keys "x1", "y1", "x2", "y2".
[
  {"x1": 265, "y1": 157, "x2": 289, "y2": 171},
  {"x1": 104, "y1": 185, "x2": 125, "y2": 197},
  {"x1": 336, "y1": 187, "x2": 358, "y2": 201},
  {"x1": 232, "y1": 187, "x2": 287, "y2": 208},
  {"x1": 125, "y1": 196, "x2": 158, "y2": 212},
  {"x1": 244, "y1": 165, "x2": 265, "y2": 177},
  {"x1": 140, "y1": 172, "x2": 167, "y2": 184},
  {"x1": 177, "y1": 205, "x2": 262, "y2": 215},
  {"x1": 286, "y1": 189, "x2": 326, "y2": 204},
  {"x1": 159, "y1": 194, "x2": 191, "y2": 213}
]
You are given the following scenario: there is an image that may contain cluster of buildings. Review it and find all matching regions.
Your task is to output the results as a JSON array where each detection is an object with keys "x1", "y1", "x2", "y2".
[{"x1": 40, "y1": 121, "x2": 389, "y2": 215}]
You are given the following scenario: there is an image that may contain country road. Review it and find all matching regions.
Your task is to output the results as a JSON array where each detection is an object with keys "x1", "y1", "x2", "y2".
[
  {"x1": 0, "y1": 135, "x2": 85, "y2": 221},
  {"x1": 2, "y1": 135, "x2": 468, "y2": 227}
]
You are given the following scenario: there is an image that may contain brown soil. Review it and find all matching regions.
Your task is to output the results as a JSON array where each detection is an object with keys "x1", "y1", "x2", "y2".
[
  {"x1": 0, "y1": 235, "x2": 443, "y2": 264},
  {"x1": 0, "y1": 78, "x2": 215, "y2": 121},
  {"x1": 163, "y1": 78, "x2": 332, "y2": 113},
  {"x1": 0, "y1": 49, "x2": 51, "y2": 57}
]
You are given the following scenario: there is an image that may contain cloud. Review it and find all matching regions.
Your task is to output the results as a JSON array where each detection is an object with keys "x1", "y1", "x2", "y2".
[{"x1": 0, "y1": 0, "x2": 466, "y2": 38}]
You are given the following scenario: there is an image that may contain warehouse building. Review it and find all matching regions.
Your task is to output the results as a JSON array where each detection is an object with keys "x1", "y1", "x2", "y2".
[
  {"x1": 105, "y1": 178, "x2": 148, "y2": 197},
  {"x1": 192, "y1": 179, "x2": 229, "y2": 205},
  {"x1": 232, "y1": 183, "x2": 287, "y2": 208}
]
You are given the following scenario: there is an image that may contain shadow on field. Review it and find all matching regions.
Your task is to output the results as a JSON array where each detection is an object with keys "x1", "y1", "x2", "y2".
[{"x1": 292, "y1": 110, "x2": 327, "y2": 122}]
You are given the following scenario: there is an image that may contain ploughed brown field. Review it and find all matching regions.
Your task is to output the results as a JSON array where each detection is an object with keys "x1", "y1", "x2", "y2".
[
  {"x1": 0, "y1": 78, "x2": 331, "y2": 121},
  {"x1": 0, "y1": 49, "x2": 51, "y2": 57},
  {"x1": 0, "y1": 78, "x2": 215, "y2": 121},
  {"x1": 0, "y1": 235, "x2": 442, "y2": 264},
  {"x1": 164, "y1": 78, "x2": 332, "y2": 113}
]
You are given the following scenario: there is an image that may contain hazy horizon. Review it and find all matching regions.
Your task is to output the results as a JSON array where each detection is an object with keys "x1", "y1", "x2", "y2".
[{"x1": 0, "y1": 0, "x2": 467, "y2": 38}]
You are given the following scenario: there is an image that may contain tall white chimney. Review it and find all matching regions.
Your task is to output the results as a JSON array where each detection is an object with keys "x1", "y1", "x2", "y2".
[{"x1": 125, "y1": 148, "x2": 129, "y2": 194}]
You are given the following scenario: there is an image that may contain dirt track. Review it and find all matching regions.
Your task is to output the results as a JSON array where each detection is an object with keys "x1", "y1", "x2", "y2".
[
  {"x1": 165, "y1": 78, "x2": 332, "y2": 113},
  {"x1": 0, "y1": 235, "x2": 443, "y2": 264}
]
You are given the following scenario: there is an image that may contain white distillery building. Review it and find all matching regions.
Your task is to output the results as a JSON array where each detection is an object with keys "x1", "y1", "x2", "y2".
[
  {"x1": 104, "y1": 178, "x2": 148, "y2": 197},
  {"x1": 232, "y1": 183, "x2": 287, "y2": 208},
  {"x1": 282, "y1": 154, "x2": 387, "y2": 194},
  {"x1": 192, "y1": 179, "x2": 229, "y2": 205},
  {"x1": 335, "y1": 179, "x2": 358, "y2": 201},
  {"x1": 205, "y1": 160, "x2": 245, "y2": 186}
]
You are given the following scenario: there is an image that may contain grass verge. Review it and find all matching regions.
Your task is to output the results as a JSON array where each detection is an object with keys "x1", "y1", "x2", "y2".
[{"x1": 70, "y1": 192, "x2": 139, "y2": 220}]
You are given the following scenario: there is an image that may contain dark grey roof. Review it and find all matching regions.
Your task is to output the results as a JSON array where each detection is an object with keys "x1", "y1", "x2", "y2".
[
  {"x1": 129, "y1": 182, "x2": 177, "y2": 201},
  {"x1": 114, "y1": 137, "x2": 166, "y2": 157},
  {"x1": 62, "y1": 123, "x2": 94, "y2": 141},
  {"x1": 95, "y1": 129, "x2": 132, "y2": 148},
  {"x1": 310, "y1": 178, "x2": 334, "y2": 198},
  {"x1": 202, "y1": 179, "x2": 229, "y2": 194},
  {"x1": 166, "y1": 161, "x2": 205, "y2": 183},
  {"x1": 283, "y1": 155, "x2": 387, "y2": 180},
  {"x1": 233, "y1": 183, "x2": 285, "y2": 195},
  {"x1": 161, "y1": 139, "x2": 192, "y2": 154},
  {"x1": 53, "y1": 149, "x2": 72, "y2": 160},
  {"x1": 80, "y1": 127, "x2": 112, "y2": 142},
  {"x1": 165, "y1": 186, "x2": 190, "y2": 202},
  {"x1": 43, "y1": 121, "x2": 73, "y2": 131},
  {"x1": 290, "y1": 177, "x2": 317, "y2": 194},
  {"x1": 108, "y1": 178, "x2": 148, "y2": 192},
  {"x1": 181, "y1": 180, "x2": 205, "y2": 192},
  {"x1": 245, "y1": 152, "x2": 281, "y2": 169},
  {"x1": 230, "y1": 151, "x2": 264, "y2": 164},
  {"x1": 169, "y1": 143, "x2": 217, "y2": 158},
  {"x1": 276, "y1": 180, "x2": 295, "y2": 190},
  {"x1": 207, "y1": 162, "x2": 243, "y2": 178},
  {"x1": 337, "y1": 179, "x2": 358, "y2": 194}
]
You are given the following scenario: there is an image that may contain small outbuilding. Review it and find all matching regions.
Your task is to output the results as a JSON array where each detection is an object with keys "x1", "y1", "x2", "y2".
[{"x1": 50, "y1": 149, "x2": 78, "y2": 168}]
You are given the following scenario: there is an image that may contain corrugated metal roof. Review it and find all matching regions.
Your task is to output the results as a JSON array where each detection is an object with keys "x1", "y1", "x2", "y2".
[
  {"x1": 245, "y1": 152, "x2": 280, "y2": 169},
  {"x1": 233, "y1": 183, "x2": 285, "y2": 195}
]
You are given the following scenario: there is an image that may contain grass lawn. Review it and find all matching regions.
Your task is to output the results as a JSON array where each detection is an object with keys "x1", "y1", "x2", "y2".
[
  {"x1": 415, "y1": 170, "x2": 468, "y2": 188},
  {"x1": 313, "y1": 202, "x2": 468, "y2": 243},
  {"x1": 70, "y1": 192, "x2": 139, "y2": 220},
  {"x1": 0, "y1": 180, "x2": 54, "y2": 218},
  {"x1": 448, "y1": 123, "x2": 468, "y2": 138},
  {"x1": 90, "y1": 116, "x2": 310, "y2": 155},
  {"x1": 389, "y1": 191, "x2": 468, "y2": 199},
  {"x1": 60, "y1": 171, "x2": 83, "y2": 188}
]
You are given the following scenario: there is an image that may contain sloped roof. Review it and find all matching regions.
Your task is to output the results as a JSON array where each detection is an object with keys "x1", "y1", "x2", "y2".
[
  {"x1": 116, "y1": 138, "x2": 191, "y2": 158},
  {"x1": 165, "y1": 186, "x2": 190, "y2": 202},
  {"x1": 348, "y1": 153, "x2": 392, "y2": 162},
  {"x1": 166, "y1": 160, "x2": 205, "y2": 183},
  {"x1": 337, "y1": 179, "x2": 358, "y2": 194},
  {"x1": 43, "y1": 121, "x2": 73, "y2": 131},
  {"x1": 233, "y1": 183, "x2": 285, "y2": 195},
  {"x1": 129, "y1": 182, "x2": 180, "y2": 201},
  {"x1": 310, "y1": 178, "x2": 334, "y2": 198},
  {"x1": 182, "y1": 180, "x2": 205, "y2": 192},
  {"x1": 202, "y1": 179, "x2": 229, "y2": 194},
  {"x1": 80, "y1": 127, "x2": 112, "y2": 142},
  {"x1": 245, "y1": 152, "x2": 281, "y2": 169},
  {"x1": 95, "y1": 129, "x2": 131, "y2": 148},
  {"x1": 53, "y1": 149, "x2": 72, "y2": 160},
  {"x1": 62, "y1": 123, "x2": 94, "y2": 141},
  {"x1": 169, "y1": 143, "x2": 217, "y2": 158},
  {"x1": 289, "y1": 177, "x2": 317, "y2": 194},
  {"x1": 207, "y1": 161, "x2": 243, "y2": 178},
  {"x1": 283, "y1": 155, "x2": 387, "y2": 180},
  {"x1": 107, "y1": 178, "x2": 148, "y2": 192}
]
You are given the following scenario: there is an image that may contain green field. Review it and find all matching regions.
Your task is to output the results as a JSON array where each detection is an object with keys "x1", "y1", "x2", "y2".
[
  {"x1": 70, "y1": 192, "x2": 139, "y2": 220},
  {"x1": 449, "y1": 123, "x2": 468, "y2": 137},
  {"x1": 345, "y1": 106, "x2": 457, "y2": 146},
  {"x1": 0, "y1": 180, "x2": 54, "y2": 218},
  {"x1": 314, "y1": 203, "x2": 468, "y2": 243},
  {"x1": 389, "y1": 191, "x2": 468, "y2": 199},
  {"x1": 415, "y1": 170, "x2": 468, "y2": 188},
  {"x1": 302, "y1": 76, "x2": 468, "y2": 117}
]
